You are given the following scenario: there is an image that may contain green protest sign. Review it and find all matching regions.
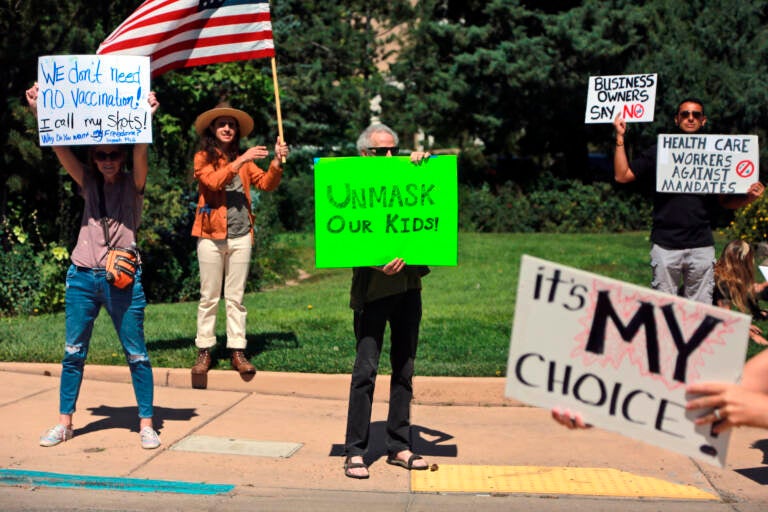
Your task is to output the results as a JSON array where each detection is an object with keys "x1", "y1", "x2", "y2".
[{"x1": 314, "y1": 155, "x2": 458, "y2": 268}]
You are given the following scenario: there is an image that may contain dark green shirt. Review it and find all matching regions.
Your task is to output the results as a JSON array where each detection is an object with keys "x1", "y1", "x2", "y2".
[{"x1": 349, "y1": 266, "x2": 429, "y2": 311}]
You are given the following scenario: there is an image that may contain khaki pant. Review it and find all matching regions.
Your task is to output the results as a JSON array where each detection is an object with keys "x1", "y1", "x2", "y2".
[{"x1": 195, "y1": 234, "x2": 252, "y2": 350}]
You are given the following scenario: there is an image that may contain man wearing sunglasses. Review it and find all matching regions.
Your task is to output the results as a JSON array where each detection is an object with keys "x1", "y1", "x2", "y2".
[
  {"x1": 613, "y1": 98, "x2": 764, "y2": 304},
  {"x1": 342, "y1": 124, "x2": 431, "y2": 479}
]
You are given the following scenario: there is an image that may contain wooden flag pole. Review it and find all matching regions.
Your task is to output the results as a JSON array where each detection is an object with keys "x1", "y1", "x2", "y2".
[{"x1": 271, "y1": 56, "x2": 286, "y2": 163}]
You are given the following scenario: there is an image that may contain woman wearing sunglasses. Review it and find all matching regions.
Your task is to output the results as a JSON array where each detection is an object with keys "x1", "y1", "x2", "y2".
[
  {"x1": 25, "y1": 83, "x2": 162, "y2": 450},
  {"x1": 189, "y1": 104, "x2": 289, "y2": 378}
]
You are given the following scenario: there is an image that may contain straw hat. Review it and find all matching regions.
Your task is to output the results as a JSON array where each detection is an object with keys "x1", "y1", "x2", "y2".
[{"x1": 194, "y1": 103, "x2": 254, "y2": 137}]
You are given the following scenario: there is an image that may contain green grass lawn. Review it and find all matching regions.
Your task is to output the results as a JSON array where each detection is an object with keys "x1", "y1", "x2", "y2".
[{"x1": 0, "y1": 232, "x2": 764, "y2": 375}]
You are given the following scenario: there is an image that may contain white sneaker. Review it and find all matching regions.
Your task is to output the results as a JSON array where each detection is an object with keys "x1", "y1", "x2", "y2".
[
  {"x1": 39, "y1": 424, "x2": 73, "y2": 447},
  {"x1": 140, "y1": 426, "x2": 161, "y2": 450}
]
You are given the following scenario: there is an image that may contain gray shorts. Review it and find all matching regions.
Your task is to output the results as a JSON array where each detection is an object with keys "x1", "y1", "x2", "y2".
[{"x1": 650, "y1": 244, "x2": 715, "y2": 304}]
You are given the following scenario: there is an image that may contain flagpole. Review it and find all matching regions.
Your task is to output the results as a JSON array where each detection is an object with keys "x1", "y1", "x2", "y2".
[{"x1": 270, "y1": 56, "x2": 286, "y2": 163}]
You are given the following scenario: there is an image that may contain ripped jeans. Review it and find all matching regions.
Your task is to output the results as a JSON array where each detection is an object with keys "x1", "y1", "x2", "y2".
[{"x1": 60, "y1": 264, "x2": 154, "y2": 418}]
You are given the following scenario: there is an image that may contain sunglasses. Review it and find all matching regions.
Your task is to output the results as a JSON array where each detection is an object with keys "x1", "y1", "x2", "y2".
[
  {"x1": 214, "y1": 120, "x2": 238, "y2": 129},
  {"x1": 93, "y1": 151, "x2": 123, "y2": 162},
  {"x1": 678, "y1": 110, "x2": 704, "y2": 120},
  {"x1": 367, "y1": 146, "x2": 399, "y2": 156}
]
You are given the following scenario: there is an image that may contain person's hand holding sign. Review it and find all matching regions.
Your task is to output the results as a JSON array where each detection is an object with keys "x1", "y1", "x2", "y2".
[
  {"x1": 551, "y1": 407, "x2": 592, "y2": 430},
  {"x1": 685, "y1": 349, "x2": 768, "y2": 433},
  {"x1": 26, "y1": 82, "x2": 39, "y2": 114},
  {"x1": 379, "y1": 257, "x2": 406, "y2": 275},
  {"x1": 686, "y1": 382, "x2": 768, "y2": 433},
  {"x1": 410, "y1": 151, "x2": 431, "y2": 165},
  {"x1": 613, "y1": 113, "x2": 627, "y2": 141},
  {"x1": 746, "y1": 182, "x2": 765, "y2": 202},
  {"x1": 147, "y1": 90, "x2": 160, "y2": 114}
]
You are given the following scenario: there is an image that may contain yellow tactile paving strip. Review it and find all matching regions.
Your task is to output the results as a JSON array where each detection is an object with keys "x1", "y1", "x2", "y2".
[{"x1": 411, "y1": 465, "x2": 718, "y2": 500}]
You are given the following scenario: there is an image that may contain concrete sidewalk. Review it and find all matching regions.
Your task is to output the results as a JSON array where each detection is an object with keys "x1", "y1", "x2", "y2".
[{"x1": 0, "y1": 361, "x2": 766, "y2": 511}]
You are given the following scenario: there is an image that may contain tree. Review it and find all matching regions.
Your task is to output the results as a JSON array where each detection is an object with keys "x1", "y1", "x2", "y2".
[
  {"x1": 1, "y1": 0, "x2": 141, "y2": 241},
  {"x1": 270, "y1": 0, "x2": 412, "y2": 147},
  {"x1": 386, "y1": 0, "x2": 768, "y2": 184},
  {"x1": 630, "y1": 0, "x2": 768, "y2": 145}
]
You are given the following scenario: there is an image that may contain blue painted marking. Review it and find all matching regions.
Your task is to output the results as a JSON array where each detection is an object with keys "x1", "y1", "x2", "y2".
[{"x1": 0, "y1": 469, "x2": 233, "y2": 495}]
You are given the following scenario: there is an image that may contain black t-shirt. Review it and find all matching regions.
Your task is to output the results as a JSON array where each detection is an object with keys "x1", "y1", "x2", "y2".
[{"x1": 631, "y1": 143, "x2": 721, "y2": 249}]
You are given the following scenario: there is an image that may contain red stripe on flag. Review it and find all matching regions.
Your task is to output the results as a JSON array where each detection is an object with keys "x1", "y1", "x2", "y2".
[
  {"x1": 152, "y1": 48, "x2": 274, "y2": 77},
  {"x1": 98, "y1": 0, "x2": 275, "y2": 76},
  {"x1": 100, "y1": 13, "x2": 271, "y2": 53},
  {"x1": 103, "y1": 1, "x2": 194, "y2": 44},
  {"x1": 152, "y1": 30, "x2": 274, "y2": 61}
]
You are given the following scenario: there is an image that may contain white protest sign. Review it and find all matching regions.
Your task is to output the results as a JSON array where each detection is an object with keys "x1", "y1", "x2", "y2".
[
  {"x1": 584, "y1": 73, "x2": 657, "y2": 124},
  {"x1": 505, "y1": 255, "x2": 751, "y2": 468},
  {"x1": 656, "y1": 134, "x2": 759, "y2": 194},
  {"x1": 36, "y1": 55, "x2": 152, "y2": 146}
]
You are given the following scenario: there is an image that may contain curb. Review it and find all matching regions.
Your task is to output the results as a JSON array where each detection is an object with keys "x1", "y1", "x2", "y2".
[{"x1": 0, "y1": 362, "x2": 523, "y2": 407}]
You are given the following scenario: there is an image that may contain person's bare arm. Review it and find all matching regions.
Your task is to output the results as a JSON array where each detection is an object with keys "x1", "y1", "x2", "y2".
[
  {"x1": 132, "y1": 91, "x2": 160, "y2": 190},
  {"x1": 613, "y1": 114, "x2": 636, "y2": 184},
  {"x1": 26, "y1": 83, "x2": 86, "y2": 186}
]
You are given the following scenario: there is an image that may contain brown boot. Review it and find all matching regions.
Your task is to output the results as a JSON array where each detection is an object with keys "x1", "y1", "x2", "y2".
[
  {"x1": 231, "y1": 350, "x2": 256, "y2": 374},
  {"x1": 191, "y1": 348, "x2": 211, "y2": 375}
]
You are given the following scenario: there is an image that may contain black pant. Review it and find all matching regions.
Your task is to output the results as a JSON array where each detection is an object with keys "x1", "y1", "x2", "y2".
[{"x1": 344, "y1": 289, "x2": 422, "y2": 457}]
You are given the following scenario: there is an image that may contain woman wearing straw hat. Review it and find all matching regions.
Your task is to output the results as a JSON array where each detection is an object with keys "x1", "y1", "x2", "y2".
[{"x1": 190, "y1": 103, "x2": 289, "y2": 376}]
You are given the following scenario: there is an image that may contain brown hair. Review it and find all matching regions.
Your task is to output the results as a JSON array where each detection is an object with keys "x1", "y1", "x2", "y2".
[
  {"x1": 714, "y1": 240, "x2": 755, "y2": 313},
  {"x1": 199, "y1": 124, "x2": 241, "y2": 168}
]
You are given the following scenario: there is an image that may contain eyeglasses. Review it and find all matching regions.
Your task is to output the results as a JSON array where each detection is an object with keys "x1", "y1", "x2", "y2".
[
  {"x1": 367, "y1": 146, "x2": 399, "y2": 156},
  {"x1": 93, "y1": 151, "x2": 122, "y2": 162},
  {"x1": 678, "y1": 110, "x2": 704, "y2": 120}
]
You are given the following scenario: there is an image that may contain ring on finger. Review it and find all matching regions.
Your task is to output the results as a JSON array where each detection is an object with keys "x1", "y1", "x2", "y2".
[{"x1": 714, "y1": 409, "x2": 722, "y2": 421}]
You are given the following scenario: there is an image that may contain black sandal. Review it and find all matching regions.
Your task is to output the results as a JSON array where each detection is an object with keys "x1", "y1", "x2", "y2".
[
  {"x1": 386, "y1": 453, "x2": 428, "y2": 470},
  {"x1": 344, "y1": 456, "x2": 370, "y2": 479}
]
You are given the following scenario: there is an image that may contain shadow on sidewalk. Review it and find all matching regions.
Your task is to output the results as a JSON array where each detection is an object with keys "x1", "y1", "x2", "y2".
[
  {"x1": 328, "y1": 422, "x2": 457, "y2": 467},
  {"x1": 74, "y1": 405, "x2": 199, "y2": 436},
  {"x1": 734, "y1": 438, "x2": 768, "y2": 485}
]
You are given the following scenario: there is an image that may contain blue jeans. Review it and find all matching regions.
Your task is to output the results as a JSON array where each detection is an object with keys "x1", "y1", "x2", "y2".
[{"x1": 60, "y1": 264, "x2": 154, "y2": 419}]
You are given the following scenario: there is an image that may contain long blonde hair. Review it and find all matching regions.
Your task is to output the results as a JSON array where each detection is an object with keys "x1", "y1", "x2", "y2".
[{"x1": 714, "y1": 240, "x2": 755, "y2": 313}]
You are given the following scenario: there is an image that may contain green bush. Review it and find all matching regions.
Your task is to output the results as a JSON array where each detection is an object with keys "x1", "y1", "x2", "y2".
[
  {"x1": 459, "y1": 183, "x2": 535, "y2": 232},
  {"x1": 249, "y1": 188, "x2": 303, "y2": 289},
  {"x1": 722, "y1": 190, "x2": 768, "y2": 243},
  {"x1": 0, "y1": 207, "x2": 69, "y2": 316},
  {"x1": 459, "y1": 172, "x2": 652, "y2": 233}
]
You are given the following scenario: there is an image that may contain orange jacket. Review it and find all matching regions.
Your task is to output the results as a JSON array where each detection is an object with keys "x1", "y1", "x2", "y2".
[{"x1": 191, "y1": 149, "x2": 283, "y2": 240}]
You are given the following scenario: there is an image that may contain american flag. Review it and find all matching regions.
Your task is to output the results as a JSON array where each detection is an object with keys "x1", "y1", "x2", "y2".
[{"x1": 97, "y1": 0, "x2": 274, "y2": 77}]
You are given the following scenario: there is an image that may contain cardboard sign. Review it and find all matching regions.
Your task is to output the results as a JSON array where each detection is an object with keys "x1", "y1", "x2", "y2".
[
  {"x1": 314, "y1": 155, "x2": 458, "y2": 268},
  {"x1": 36, "y1": 55, "x2": 152, "y2": 146},
  {"x1": 505, "y1": 255, "x2": 751, "y2": 467},
  {"x1": 656, "y1": 134, "x2": 759, "y2": 194},
  {"x1": 584, "y1": 73, "x2": 657, "y2": 124}
]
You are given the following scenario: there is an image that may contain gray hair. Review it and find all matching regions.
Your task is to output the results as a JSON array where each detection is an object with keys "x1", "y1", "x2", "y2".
[{"x1": 356, "y1": 123, "x2": 399, "y2": 154}]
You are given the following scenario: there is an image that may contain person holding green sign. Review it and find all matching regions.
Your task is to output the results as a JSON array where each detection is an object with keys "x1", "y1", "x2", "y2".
[
  {"x1": 189, "y1": 104, "x2": 289, "y2": 377},
  {"x1": 343, "y1": 123, "x2": 431, "y2": 479}
]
